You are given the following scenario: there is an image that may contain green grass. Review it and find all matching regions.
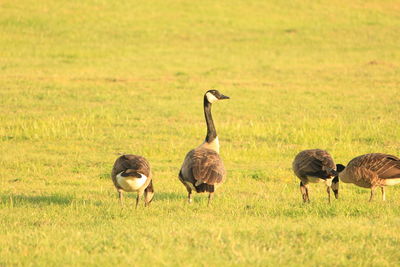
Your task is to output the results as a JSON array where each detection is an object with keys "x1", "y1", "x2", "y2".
[{"x1": 1, "y1": 0, "x2": 400, "y2": 265}]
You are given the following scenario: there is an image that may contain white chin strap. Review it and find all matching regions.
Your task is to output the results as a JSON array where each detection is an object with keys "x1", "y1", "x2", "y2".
[{"x1": 206, "y1": 92, "x2": 218, "y2": 103}]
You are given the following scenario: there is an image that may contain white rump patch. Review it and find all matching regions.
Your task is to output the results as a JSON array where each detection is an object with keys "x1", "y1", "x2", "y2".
[
  {"x1": 116, "y1": 172, "x2": 147, "y2": 192},
  {"x1": 307, "y1": 176, "x2": 334, "y2": 186},
  {"x1": 382, "y1": 178, "x2": 400, "y2": 186},
  {"x1": 206, "y1": 92, "x2": 218, "y2": 103},
  {"x1": 307, "y1": 177, "x2": 323, "y2": 184},
  {"x1": 325, "y1": 178, "x2": 333, "y2": 187}
]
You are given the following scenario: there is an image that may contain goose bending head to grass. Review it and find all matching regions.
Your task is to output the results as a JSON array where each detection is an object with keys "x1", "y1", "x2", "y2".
[
  {"x1": 111, "y1": 154, "x2": 154, "y2": 208},
  {"x1": 339, "y1": 153, "x2": 400, "y2": 201},
  {"x1": 292, "y1": 149, "x2": 345, "y2": 203},
  {"x1": 179, "y1": 90, "x2": 229, "y2": 206}
]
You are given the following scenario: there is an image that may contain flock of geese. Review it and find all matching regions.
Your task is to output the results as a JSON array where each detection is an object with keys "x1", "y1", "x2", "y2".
[{"x1": 110, "y1": 90, "x2": 400, "y2": 207}]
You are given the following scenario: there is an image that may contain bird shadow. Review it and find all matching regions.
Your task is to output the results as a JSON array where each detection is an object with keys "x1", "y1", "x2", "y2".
[
  {"x1": 153, "y1": 192, "x2": 209, "y2": 204},
  {"x1": 1, "y1": 194, "x2": 73, "y2": 207}
]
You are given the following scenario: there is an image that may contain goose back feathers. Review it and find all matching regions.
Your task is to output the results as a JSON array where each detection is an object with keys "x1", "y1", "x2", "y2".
[
  {"x1": 293, "y1": 149, "x2": 337, "y2": 180},
  {"x1": 340, "y1": 153, "x2": 400, "y2": 188},
  {"x1": 179, "y1": 148, "x2": 226, "y2": 193}
]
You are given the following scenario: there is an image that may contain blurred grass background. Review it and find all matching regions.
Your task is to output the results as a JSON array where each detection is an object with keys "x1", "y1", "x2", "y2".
[{"x1": 1, "y1": 0, "x2": 400, "y2": 266}]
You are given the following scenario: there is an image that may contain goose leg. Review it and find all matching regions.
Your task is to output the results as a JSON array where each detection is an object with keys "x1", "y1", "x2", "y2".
[
  {"x1": 144, "y1": 180, "x2": 155, "y2": 207},
  {"x1": 300, "y1": 181, "x2": 309, "y2": 203},
  {"x1": 369, "y1": 187, "x2": 376, "y2": 202},
  {"x1": 135, "y1": 192, "x2": 143, "y2": 209},
  {"x1": 179, "y1": 172, "x2": 193, "y2": 204},
  {"x1": 327, "y1": 186, "x2": 331, "y2": 204},
  {"x1": 188, "y1": 189, "x2": 193, "y2": 204},
  {"x1": 118, "y1": 190, "x2": 124, "y2": 206},
  {"x1": 305, "y1": 185, "x2": 310, "y2": 202},
  {"x1": 381, "y1": 187, "x2": 386, "y2": 201},
  {"x1": 208, "y1": 192, "x2": 214, "y2": 206}
]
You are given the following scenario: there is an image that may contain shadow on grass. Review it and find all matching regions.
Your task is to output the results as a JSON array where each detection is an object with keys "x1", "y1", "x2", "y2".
[
  {"x1": 154, "y1": 192, "x2": 186, "y2": 201},
  {"x1": 0, "y1": 194, "x2": 73, "y2": 206}
]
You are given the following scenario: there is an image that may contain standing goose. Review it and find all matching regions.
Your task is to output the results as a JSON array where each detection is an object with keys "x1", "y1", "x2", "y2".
[
  {"x1": 292, "y1": 149, "x2": 345, "y2": 203},
  {"x1": 111, "y1": 154, "x2": 154, "y2": 208},
  {"x1": 179, "y1": 89, "x2": 229, "y2": 205},
  {"x1": 339, "y1": 153, "x2": 400, "y2": 201}
]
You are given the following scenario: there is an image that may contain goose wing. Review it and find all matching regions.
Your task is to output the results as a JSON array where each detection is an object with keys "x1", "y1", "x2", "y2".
[
  {"x1": 355, "y1": 153, "x2": 400, "y2": 179},
  {"x1": 190, "y1": 148, "x2": 226, "y2": 185},
  {"x1": 111, "y1": 154, "x2": 150, "y2": 178},
  {"x1": 293, "y1": 149, "x2": 336, "y2": 178}
]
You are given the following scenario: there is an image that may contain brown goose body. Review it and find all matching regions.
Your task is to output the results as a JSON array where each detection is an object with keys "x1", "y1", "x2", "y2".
[
  {"x1": 179, "y1": 147, "x2": 226, "y2": 194},
  {"x1": 339, "y1": 153, "x2": 400, "y2": 201},
  {"x1": 292, "y1": 149, "x2": 342, "y2": 203},
  {"x1": 179, "y1": 90, "x2": 229, "y2": 205},
  {"x1": 111, "y1": 154, "x2": 154, "y2": 207}
]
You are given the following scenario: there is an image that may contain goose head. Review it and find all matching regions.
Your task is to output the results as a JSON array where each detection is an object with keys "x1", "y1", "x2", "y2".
[
  {"x1": 331, "y1": 164, "x2": 346, "y2": 199},
  {"x1": 205, "y1": 90, "x2": 230, "y2": 104}
]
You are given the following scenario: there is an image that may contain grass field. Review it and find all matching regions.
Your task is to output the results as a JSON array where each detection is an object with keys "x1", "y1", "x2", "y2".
[{"x1": 1, "y1": 0, "x2": 400, "y2": 266}]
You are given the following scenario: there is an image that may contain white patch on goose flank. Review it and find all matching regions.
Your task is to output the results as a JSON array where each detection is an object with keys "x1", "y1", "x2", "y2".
[
  {"x1": 307, "y1": 176, "x2": 334, "y2": 186},
  {"x1": 325, "y1": 178, "x2": 333, "y2": 187},
  {"x1": 307, "y1": 177, "x2": 323, "y2": 183},
  {"x1": 382, "y1": 178, "x2": 400, "y2": 186},
  {"x1": 116, "y1": 172, "x2": 147, "y2": 192}
]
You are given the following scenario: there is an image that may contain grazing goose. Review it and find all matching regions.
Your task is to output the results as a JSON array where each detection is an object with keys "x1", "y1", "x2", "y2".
[
  {"x1": 339, "y1": 153, "x2": 400, "y2": 201},
  {"x1": 292, "y1": 149, "x2": 345, "y2": 203},
  {"x1": 111, "y1": 154, "x2": 154, "y2": 208},
  {"x1": 179, "y1": 89, "x2": 229, "y2": 205}
]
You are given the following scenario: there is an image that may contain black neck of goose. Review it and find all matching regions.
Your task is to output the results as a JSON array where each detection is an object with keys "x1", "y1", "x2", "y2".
[{"x1": 203, "y1": 96, "x2": 217, "y2": 143}]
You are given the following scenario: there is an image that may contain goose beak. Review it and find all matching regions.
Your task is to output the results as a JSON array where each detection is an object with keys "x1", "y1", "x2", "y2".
[{"x1": 219, "y1": 94, "x2": 230, "y2": 100}]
